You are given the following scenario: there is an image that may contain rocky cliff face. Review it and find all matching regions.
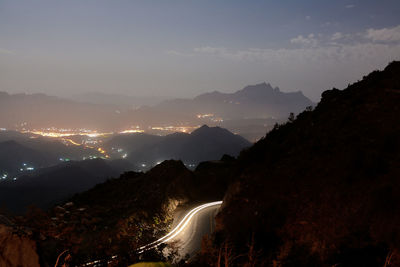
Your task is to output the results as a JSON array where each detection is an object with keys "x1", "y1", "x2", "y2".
[{"x1": 0, "y1": 224, "x2": 40, "y2": 267}]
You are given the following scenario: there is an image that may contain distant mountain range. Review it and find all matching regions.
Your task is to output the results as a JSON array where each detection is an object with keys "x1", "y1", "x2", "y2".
[
  {"x1": 160, "y1": 82, "x2": 311, "y2": 117},
  {"x1": 128, "y1": 83, "x2": 313, "y2": 134},
  {"x1": 0, "y1": 83, "x2": 313, "y2": 140},
  {"x1": 66, "y1": 92, "x2": 168, "y2": 109},
  {"x1": 0, "y1": 92, "x2": 120, "y2": 130}
]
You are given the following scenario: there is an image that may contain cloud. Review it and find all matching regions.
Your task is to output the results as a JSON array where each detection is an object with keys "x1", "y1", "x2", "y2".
[
  {"x1": 365, "y1": 25, "x2": 400, "y2": 42},
  {"x1": 345, "y1": 4, "x2": 355, "y2": 8},
  {"x1": 193, "y1": 46, "x2": 228, "y2": 54},
  {"x1": 169, "y1": 25, "x2": 400, "y2": 69},
  {"x1": 290, "y1": 34, "x2": 318, "y2": 47},
  {"x1": 0, "y1": 48, "x2": 15, "y2": 55},
  {"x1": 305, "y1": 16, "x2": 311, "y2": 21},
  {"x1": 166, "y1": 50, "x2": 193, "y2": 57},
  {"x1": 331, "y1": 32, "x2": 344, "y2": 41},
  {"x1": 191, "y1": 43, "x2": 399, "y2": 66}
]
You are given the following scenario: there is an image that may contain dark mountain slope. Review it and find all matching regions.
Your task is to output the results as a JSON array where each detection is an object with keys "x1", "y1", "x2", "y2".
[
  {"x1": 5, "y1": 155, "x2": 238, "y2": 266},
  {"x1": 0, "y1": 140, "x2": 53, "y2": 174},
  {"x1": 0, "y1": 131, "x2": 102, "y2": 175},
  {"x1": 14, "y1": 160, "x2": 223, "y2": 265},
  {"x1": 127, "y1": 125, "x2": 251, "y2": 166},
  {"x1": 104, "y1": 133, "x2": 162, "y2": 155},
  {"x1": 182, "y1": 125, "x2": 251, "y2": 161},
  {"x1": 0, "y1": 159, "x2": 131, "y2": 213},
  {"x1": 105, "y1": 126, "x2": 251, "y2": 168},
  {"x1": 194, "y1": 62, "x2": 400, "y2": 266}
]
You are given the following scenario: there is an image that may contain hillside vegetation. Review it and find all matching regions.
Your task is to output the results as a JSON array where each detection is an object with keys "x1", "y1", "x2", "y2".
[{"x1": 193, "y1": 62, "x2": 400, "y2": 266}]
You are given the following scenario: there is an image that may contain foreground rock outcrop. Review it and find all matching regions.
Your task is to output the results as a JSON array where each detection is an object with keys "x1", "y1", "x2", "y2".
[{"x1": 0, "y1": 223, "x2": 40, "y2": 267}]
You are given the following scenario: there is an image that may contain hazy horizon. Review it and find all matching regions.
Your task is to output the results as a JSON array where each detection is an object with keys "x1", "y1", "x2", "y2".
[
  {"x1": 1, "y1": 0, "x2": 400, "y2": 102},
  {"x1": 0, "y1": 81, "x2": 307, "y2": 101}
]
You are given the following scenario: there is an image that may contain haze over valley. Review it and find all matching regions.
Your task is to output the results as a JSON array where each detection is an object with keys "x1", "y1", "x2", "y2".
[{"x1": 0, "y1": 82, "x2": 313, "y2": 142}]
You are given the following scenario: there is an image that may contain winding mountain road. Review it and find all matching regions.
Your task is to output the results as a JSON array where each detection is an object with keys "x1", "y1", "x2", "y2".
[
  {"x1": 82, "y1": 201, "x2": 222, "y2": 266},
  {"x1": 139, "y1": 201, "x2": 222, "y2": 258}
]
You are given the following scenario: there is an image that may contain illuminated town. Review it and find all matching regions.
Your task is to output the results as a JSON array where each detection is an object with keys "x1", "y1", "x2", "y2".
[
  {"x1": 7, "y1": 111, "x2": 230, "y2": 145},
  {"x1": 0, "y1": 116, "x2": 229, "y2": 182},
  {"x1": 18, "y1": 124, "x2": 205, "y2": 137},
  {"x1": 6, "y1": 124, "x2": 204, "y2": 163}
]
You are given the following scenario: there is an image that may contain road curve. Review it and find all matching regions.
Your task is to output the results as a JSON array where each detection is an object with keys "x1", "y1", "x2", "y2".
[
  {"x1": 81, "y1": 201, "x2": 222, "y2": 266},
  {"x1": 139, "y1": 201, "x2": 222, "y2": 256}
]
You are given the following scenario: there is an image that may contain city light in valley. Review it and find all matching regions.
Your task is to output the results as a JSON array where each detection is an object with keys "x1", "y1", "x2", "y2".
[
  {"x1": 150, "y1": 125, "x2": 200, "y2": 133},
  {"x1": 19, "y1": 124, "x2": 205, "y2": 138},
  {"x1": 2, "y1": 123, "x2": 218, "y2": 172},
  {"x1": 119, "y1": 129, "x2": 145, "y2": 134},
  {"x1": 21, "y1": 128, "x2": 113, "y2": 138}
]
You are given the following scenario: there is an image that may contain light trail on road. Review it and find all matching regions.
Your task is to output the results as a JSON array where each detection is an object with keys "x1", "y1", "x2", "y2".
[
  {"x1": 81, "y1": 201, "x2": 222, "y2": 266},
  {"x1": 138, "y1": 201, "x2": 222, "y2": 253}
]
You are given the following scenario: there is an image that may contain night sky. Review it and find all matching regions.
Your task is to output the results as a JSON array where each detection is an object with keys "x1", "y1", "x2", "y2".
[{"x1": 1, "y1": 0, "x2": 400, "y2": 101}]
